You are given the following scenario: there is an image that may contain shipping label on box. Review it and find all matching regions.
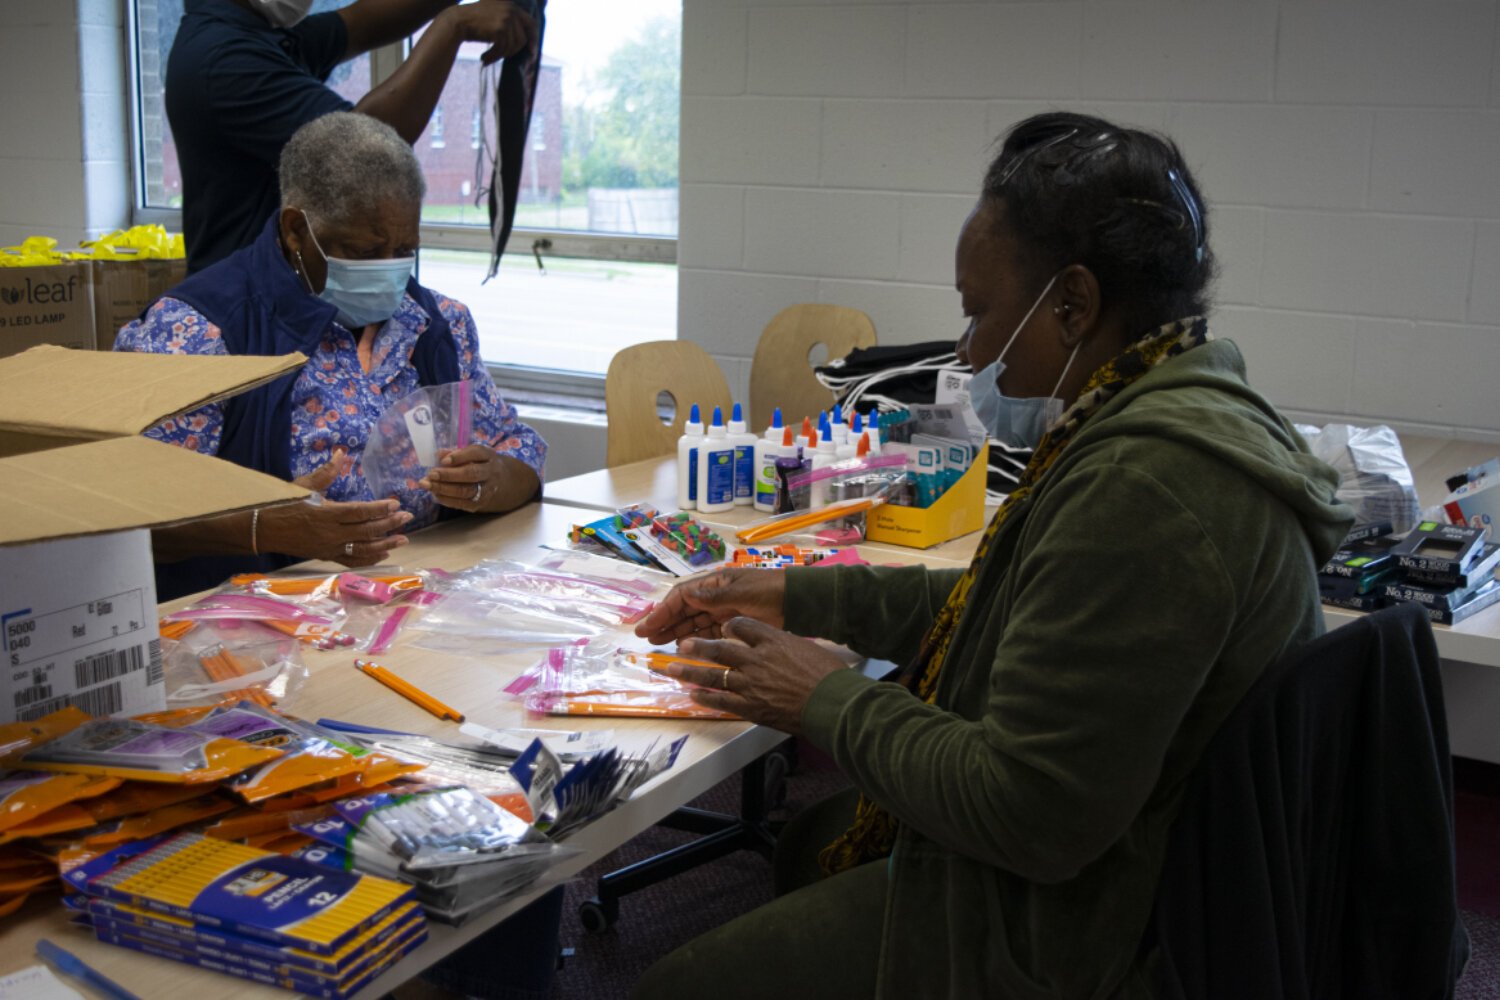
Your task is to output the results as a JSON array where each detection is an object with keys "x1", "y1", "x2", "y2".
[
  {"x1": 0, "y1": 262, "x2": 95, "y2": 358},
  {"x1": 1, "y1": 530, "x2": 164, "y2": 723}
]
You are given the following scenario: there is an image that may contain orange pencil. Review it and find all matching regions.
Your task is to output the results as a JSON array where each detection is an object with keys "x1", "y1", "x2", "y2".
[
  {"x1": 354, "y1": 658, "x2": 464, "y2": 722},
  {"x1": 736, "y1": 498, "x2": 880, "y2": 544}
]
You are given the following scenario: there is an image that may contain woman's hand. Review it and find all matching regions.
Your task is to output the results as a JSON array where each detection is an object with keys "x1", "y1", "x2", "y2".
[
  {"x1": 421, "y1": 445, "x2": 539, "y2": 515},
  {"x1": 260, "y1": 497, "x2": 412, "y2": 567},
  {"x1": 634, "y1": 568, "x2": 787, "y2": 644},
  {"x1": 652, "y1": 618, "x2": 848, "y2": 736}
]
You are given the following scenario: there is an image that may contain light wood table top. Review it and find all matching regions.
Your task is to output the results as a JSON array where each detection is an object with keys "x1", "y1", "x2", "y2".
[{"x1": 0, "y1": 501, "x2": 785, "y2": 999}]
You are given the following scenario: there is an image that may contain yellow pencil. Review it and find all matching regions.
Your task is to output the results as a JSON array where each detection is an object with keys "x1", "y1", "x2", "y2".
[
  {"x1": 736, "y1": 498, "x2": 880, "y2": 544},
  {"x1": 354, "y1": 658, "x2": 464, "y2": 722}
]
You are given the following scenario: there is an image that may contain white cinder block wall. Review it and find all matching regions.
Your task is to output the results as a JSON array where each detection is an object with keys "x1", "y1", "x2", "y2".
[
  {"x1": 0, "y1": 1, "x2": 130, "y2": 248},
  {"x1": 679, "y1": 0, "x2": 1500, "y2": 443}
]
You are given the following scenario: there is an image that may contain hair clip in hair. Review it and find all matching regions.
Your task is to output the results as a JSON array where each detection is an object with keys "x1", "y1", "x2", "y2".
[
  {"x1": 997, "y1": 128, "x2": 1080, "y2": 187},
  {"x1": 1166, "y1": 168, "x2": 1205, "y2": 265}
]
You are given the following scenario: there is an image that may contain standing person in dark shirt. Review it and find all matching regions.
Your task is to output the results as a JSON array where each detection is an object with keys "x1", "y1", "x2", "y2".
[{"x1": 167, "y1": 0, "x2": 534, "y2": 273}]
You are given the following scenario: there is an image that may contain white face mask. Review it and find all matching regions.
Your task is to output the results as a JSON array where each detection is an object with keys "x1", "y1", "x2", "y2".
[
  {"x1": 250, "y1": 0, "x2": 314, "y2": 28},
  {"x1": 968, "y1": 273, "x2": 1080, "y2": 450}
]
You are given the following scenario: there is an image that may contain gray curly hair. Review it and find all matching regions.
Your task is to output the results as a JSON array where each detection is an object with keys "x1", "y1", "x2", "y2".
[{"x1": 279, "y1": 112, "x2": 426, "y2": 230}]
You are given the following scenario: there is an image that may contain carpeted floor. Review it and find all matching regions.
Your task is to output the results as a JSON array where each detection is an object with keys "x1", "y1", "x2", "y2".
[{"x1": 550, "y1": 757, "x2": 1500, "y2": 999}]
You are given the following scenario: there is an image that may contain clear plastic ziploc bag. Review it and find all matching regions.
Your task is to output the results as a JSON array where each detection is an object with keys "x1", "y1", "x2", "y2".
[
  {"x1": 738, "y1": 454, "x2": 907, "y2": 546},
  {"x1": 409, "y1": 558, "x2": 656, "y2": 652},
  {"x1": 159, "y1": 620, "x2": 309, "y2": 708},
  {"x1": 511, "y1": 642, "x2": 738, "y2": 719},
  {"x1": 362, "y1": 380, "x2": 475, "y2": 502}
]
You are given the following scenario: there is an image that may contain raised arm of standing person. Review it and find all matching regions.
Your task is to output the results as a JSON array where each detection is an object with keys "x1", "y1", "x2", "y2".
[{"x1": 352, "y1": 0, "x2": 535, "y2": 143}]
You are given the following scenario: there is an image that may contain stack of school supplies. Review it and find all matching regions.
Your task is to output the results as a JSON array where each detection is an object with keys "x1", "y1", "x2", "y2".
[
  {"x1": 287, "y1": 785, "x2": 564, "y2": 925},
  {"x1": 1317, "y1": 524, "x2": 1402, "y2": 612},
  {"x1": 1380, "y1": 521, "x2": 1500, "y2": 625},
  {"x1": 62, "y1": 833, "x2": 425, "y2": 998}
]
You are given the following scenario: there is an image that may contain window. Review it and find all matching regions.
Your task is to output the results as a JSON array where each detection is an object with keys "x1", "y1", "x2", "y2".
[
  {"x1": 131, "y1": 0, "x2": 370, "y2": 210},
  {"x1": 128, "y1": 0, "x2": 681, "y2": 390}
]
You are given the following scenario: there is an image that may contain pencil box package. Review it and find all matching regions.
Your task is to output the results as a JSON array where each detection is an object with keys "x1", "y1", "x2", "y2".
[{"x1": 64, "y1": 832, "x2": 417, "y2": 954}]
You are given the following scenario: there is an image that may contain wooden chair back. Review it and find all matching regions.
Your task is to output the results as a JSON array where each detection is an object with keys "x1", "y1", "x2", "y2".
[
  {"x1": 605, "y1": 340, "x2": 733, "y2": 467},
  {"x1": 749, "y1": 304, "x2": 876, "y2": 430}
]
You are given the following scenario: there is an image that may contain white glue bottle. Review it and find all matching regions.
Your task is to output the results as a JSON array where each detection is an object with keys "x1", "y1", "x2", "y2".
[
  {"x1": 676, "y1": 403, "x2": 704, "y2": 510},
  {"x1": 696, "y1": 406, "x2": 737, "y2": 513},
  {"x1": 753, "y1": 427, "x2": 779, "y2": 513},
  {"x1": 765, "y1": 407, "x2": 784, "y2": 443},
  {"x1": 728, "y1": 402, "x2": 758, "y2": 507},
  {"x1": 809, "y1": 419, "x2": 839, "y2": 508},
  {"x1": 829, "y1": 405, "x2": 849, "y2": 447},
  {"x1": 863, "y1": 410, "x2": 883, "y2": 456}
]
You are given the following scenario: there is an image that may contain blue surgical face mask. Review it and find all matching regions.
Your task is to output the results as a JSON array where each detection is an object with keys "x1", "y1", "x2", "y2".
[
  {"x1": 969, "y1": 273, "x2": 1080, "y2": 450},
  {"x1": 298, "y1": 210, "x2": 415, "y2": 328}
]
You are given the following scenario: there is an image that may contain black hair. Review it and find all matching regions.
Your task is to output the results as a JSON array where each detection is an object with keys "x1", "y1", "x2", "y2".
[{"x1": 982, "y1": 112, "x2": 1216, "y2": 338}]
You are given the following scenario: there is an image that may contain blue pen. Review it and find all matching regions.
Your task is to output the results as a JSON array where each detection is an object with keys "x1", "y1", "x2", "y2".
[{"x1": 37, "y1": 939, "x2": 142, "y2": 1000}]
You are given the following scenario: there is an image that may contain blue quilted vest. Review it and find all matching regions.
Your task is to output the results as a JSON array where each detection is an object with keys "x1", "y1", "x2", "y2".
[{"x1": 153, "y1": 215, "x2": 460, "y2": 599}]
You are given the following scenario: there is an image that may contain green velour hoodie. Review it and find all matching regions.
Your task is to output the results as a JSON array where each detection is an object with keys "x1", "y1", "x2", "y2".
[{"x1": 783, "y1": 339, "x2": 1353, "y2": 1000}]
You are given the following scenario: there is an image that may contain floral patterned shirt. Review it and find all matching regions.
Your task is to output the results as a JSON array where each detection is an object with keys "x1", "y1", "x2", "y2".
[{"x1": 114, "y1": 290, "x2": 546, "y2": 530}]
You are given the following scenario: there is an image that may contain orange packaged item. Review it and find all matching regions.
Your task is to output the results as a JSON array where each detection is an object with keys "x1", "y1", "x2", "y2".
[
  {"x1": 184, "y1": 704, "x2": 368, "y2": 803},
  {"x1": 0, "y1": 707, "x2": 91, "y2": 765},
  {"x1": 0, "y1": 770, "x2": 122, "y2": 832},
  {"x1": 76, "y1": 781, "x2": 210, "y2": 823},
  {"x1": 18, "y1": 717, "x2": 282, "y2": 784},
  {"x1": 0, "y1": 892, "x2": 30, "y2": 919},
  {"x1": 0, "y1": 803, "x2": 101, "y2": 845},
  {"x1": 203, "y1": 807, "x2": 300, "y2": 842},
  {"x1": 79, "y1": 794, "x2": 235, "y2": 848}
]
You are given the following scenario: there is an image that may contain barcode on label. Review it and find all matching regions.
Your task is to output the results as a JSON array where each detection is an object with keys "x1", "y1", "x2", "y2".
[
  {"x1": 146, "y1": 639, "x2": 163, "y2": 686},
  {"x1": 75, "y1": 645, "x2": 145, "y2": 688},
  {"x1": 13, "y1": 684, "x2": 54, "y2": 708},
  {"x1": 16, "y1": 683, "x2": 124, "y2": 722},
  {"x1": 18, "y1": 694, "x2": 69, "y2": 720},
  {"x1": 70, "y1": 683, "x2": 122, "y2": 718}
]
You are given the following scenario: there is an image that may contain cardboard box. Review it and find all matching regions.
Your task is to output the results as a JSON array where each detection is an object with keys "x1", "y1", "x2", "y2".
[
  {"x1": 1443, "y1": 471, "x2": 1500, "y2": 543},
  {"x1": 92, "y1": 255, "x2": 187, "y2": 351},
  {"x1": 0, "y1": 261, "x2": 95, "y2": 358},
  {"x1": 0, "y1": 345, "x2": 310, "y2": 723},
  {"x1": 865, "y1": 442, "x2": 988, "y2": 549}
]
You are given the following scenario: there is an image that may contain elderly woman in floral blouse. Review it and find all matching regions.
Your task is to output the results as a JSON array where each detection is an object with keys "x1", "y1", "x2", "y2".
[{"x1": 116, "y1": 112, "x2": 545, "y2": 599}]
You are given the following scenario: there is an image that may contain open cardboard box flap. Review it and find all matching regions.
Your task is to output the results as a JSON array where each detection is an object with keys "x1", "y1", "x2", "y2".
[
  {"x1": 0, "y1": 344, "x2": 305, "y2": 450},
  {"x1": 0, "y1": 346, "x2": 312, "y2": 547},
  {"x1": 1, "y1": 437, "x2": 309, "y2": 547}
]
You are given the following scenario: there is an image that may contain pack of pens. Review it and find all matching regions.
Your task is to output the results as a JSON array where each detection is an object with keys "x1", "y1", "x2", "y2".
[
  {"x1": 288, "y1": 785, "x2": 569, "y2": 924},
  {"x1": 62, "y1": 832, "x2": 423, "y2": 996}
]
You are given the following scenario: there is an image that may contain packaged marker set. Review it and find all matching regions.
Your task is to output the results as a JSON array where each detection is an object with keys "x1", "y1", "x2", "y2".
[
  {"x1": 361, "y1": 379, "x2": 474, "y2": 504},
  {"x1": 567, "y1": 504, "x2": 732, "y2": 577}
]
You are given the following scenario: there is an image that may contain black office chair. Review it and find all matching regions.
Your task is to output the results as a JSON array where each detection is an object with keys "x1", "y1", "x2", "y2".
[{"x1": 1144, "y1": 602, "x2": 1470, "y2": 999}]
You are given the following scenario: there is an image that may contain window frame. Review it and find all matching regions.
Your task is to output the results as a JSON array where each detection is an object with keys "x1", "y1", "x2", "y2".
[{"x1": 124, "y1": 7, "x2": 679, "y2": 404}]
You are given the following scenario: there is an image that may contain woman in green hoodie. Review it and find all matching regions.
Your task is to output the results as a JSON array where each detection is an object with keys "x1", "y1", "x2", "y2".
[{"x1": 633, "y1": 113, "x2": 1352, "y2": 1000}]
